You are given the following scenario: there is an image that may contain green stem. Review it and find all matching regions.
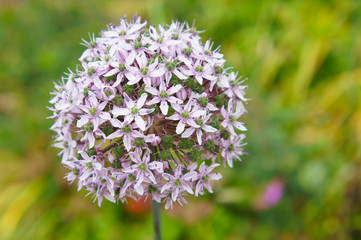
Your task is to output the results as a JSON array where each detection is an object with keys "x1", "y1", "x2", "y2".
[{"x1": 152, "y1": 200, "x2": 162, "y2": 240}]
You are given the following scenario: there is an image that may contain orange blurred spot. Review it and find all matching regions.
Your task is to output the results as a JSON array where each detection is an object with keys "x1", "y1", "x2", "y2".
[{"x1": 125, "y1": 197, "x2": 151, "y2": 214}]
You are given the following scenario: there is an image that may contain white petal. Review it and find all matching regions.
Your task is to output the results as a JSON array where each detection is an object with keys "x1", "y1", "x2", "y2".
[
  {"x1": 125, "y1": 72, "x2": 140, "y2": 83},
  {"x1": 146, "y1": 170, "x2": 157, "y2": 184},
  {"x1": 183, "y1": 183, "x2": 194, "y2": 194},
  {"x1": 123, "y1": 135, "x2": 132, "y2": 151},
  {"x1": 181, "y1": 127, "x2": 195, "y2": 138},
  {"x1": 106, "y1": 130, "x2": 123, "y2": 140},
  {"x1": 207, "y1": 103, "x2": 218, "y2": 111},
  {"x1": 195, "y1": 182, "x2": 202, "y2": 196},
  {"x1": 104, "y1": 68, "x2": 119, "y2": 77},
  {"x1": 110, "y1": 119, "x2": 122, "y2": 128},
  {"x1": 76, "y1": 117, "x2": 88, "y2": 128},
  {"x1": 150, "y1": 68, "x2": 166, "y2": 77},
  {"x1": 99, "y1": 112, "x2": 111, "y2": 120},
  {"x1": 135, "y1": 115, "x2": 146, "y2": 131},
  {"x1": 124, "y1": 115, "x2": 134, "y2": 124},
  {"x1": 234, "y1": 121, "x2": 247, "y2": 131},
  {"x1": 172, "y1": 188, "x2": 179, "y2": 201},
  {"x1": 196, "y1": 130, "x2": 202, "y2": 145},
  {"x1": 191, "y1": 109, "x2": 206, "y2": 118},
  {"x1": 170, "y1": 103, "x2": 182, "y2": 112},
  {"x1": 136, "y1": 52, "x2": 147, "y2": 67},
  {"x1": 146, "y1": 97, "x2": 161, "y2": 105},
  {"x1": 176, "y1": 121, "x2": 185, "y2": 134},
  {"x1": 167, "y1": 84, "x2": 182, "y2": 95},
  {"x1": 145, "y1": 86, "x2": 159, "y2": 95},
  {"x1": 166, "y1": 114, "x2": 180, "y2": 121},
  {"x1": 112, "y1": 108, "x2": 130, "y2": 117},
  {"x1": 202, "y1": 125, "x2": 217, "y2": 132},
  {"x1": 160, "y1": 101, "x2": 169, "y2": 115},
  {"x1": 173, "y1": 69, "x2": 187, "y2": 79},
  {"x1": 183, "y1": 171, "x2": 197, "y2": 181},
  {"x1": 137, "y1": 93, "x2": 147, "y2": 108},
  {"x1": 126, "y1": 51, "x2": 136, "y2": 65},
  {"x1": 199, "y1": 162, "x2": 206, "y2": 173},
  {"x1": 161, "y1": 182, "x2": 172, "y2": 193},
  {"x1": 167, "y1": 96, "x2": 183, "y2": 104},
  {"x1": 88, "y1": 134, "x2": 95, "y2": 148},
  {"x1": 135, "y1": 184, "x2": 144, "y2": 195},
  {"x1": 195, "y1": 75, "x2": 203, "y2": 85}
]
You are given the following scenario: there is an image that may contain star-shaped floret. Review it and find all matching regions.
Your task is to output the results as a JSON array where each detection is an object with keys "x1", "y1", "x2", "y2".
[
  {"x1": 112, "y1": 93, "x2": 154, "y2": 131},
  {"x1": 145, "y1": 81, "x2": 183, "y2": 115}
]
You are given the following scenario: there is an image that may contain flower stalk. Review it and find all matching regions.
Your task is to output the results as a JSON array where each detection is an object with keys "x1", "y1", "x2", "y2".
[{"x1": 152, "y1": 200, "x2": 162, "y2": 240}]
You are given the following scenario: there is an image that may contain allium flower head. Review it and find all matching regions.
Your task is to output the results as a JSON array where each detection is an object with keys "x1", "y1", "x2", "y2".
[{"x1": 49, "y1": 16, "x2": 248, "y2": 208}]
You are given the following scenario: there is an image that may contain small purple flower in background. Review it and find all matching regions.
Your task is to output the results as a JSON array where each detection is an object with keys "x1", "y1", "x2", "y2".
[
  {"x1": 48, "y1": 16, "x2": 248, "y2": 208},
  {"x1": 254, "y1": 178, "x2": 285, "y2": 210}
]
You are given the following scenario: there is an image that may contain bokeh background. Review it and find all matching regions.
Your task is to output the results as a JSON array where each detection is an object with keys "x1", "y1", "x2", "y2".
[{"x1": 1, "y1": 0, "x2": 361, "y2": 239}]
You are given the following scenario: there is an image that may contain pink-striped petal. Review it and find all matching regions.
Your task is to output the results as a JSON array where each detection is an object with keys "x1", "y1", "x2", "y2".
[
  {"x1": 137, "y1": 93, "x2": 147, "y2": 108},
  {"x1": 176, "y1": 121, "x2": 185, "y2": 134},
  {"x1": 202, "y1": 125, "x2": 217, "y2": 132},
  {"x1": 167, "y1": 84, "x2": 182, "y2": 95},
  {"x1": 146, "y1": 97, "x2": 161, "y2": 105},
  {"x1": 104, "y1": 68, "x2": 119, "y2": 77},
  {"x1": 135, "y1": 115, "x2": 146, "y2": 131},
  {"x1": 145, "y1": 86, "x2": 159, "y2": 95},
  {"x1": 181, "y1": 127, "x2": 195, "y2": 138},
  {"x1": 233, "y1": 121, "x2": 247, "y2": 131},
  {"x1": 112, "y1": 107, "x2": 130, "y2": 116},
  {"x1": 160, "y1": 100, "x2": 169, "y2": 115}
]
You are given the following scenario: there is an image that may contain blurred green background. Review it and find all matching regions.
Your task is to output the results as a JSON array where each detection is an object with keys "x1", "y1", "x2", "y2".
[{"x1": 0, "y1": 0, "x2": 360, "y2": 239}]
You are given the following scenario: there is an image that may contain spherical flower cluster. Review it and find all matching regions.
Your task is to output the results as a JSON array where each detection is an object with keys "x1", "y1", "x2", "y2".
[{"x1": 48, "y1": 16, "x2": 248, "y2": 209}]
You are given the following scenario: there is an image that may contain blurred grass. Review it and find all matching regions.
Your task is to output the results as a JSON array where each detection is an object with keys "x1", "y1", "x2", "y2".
[{"x1": 0, "y1": 0, "x2": 360, "y2": 239}]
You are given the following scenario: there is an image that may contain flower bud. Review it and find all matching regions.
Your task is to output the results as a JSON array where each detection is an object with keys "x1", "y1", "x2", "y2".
[
  {"x1": 114, "y1": 95, "x2": 124, "y2": 106},
  {"x1": 160, "y1": 149, "x2": 171, "y2": 160},
  {"x1": 87, "y1": 148, "x2": 96, "y2": 156},
  {"x1": 215, "y1": 65, "x2": 223, "y2": 74},
  {"x1": 176, "y1": 88, "x2": 188, "y2": 101},
  {"x1": 134, "y1": 41, "x2": 142, "y2": 49},
  {"x1": 113, "y1": 146, "x2": 125, "y2": 158},
  {"x1": 87, "y1": 68, "x2": 96, "y2": 76},
  {"x1": 162, "y1": 135, "x2": 174, "y2": 149},
  {"x1": 122, "y1": 85, "x2": 134, "y2": 95},
  {"x1": 179, "y1": 138, "x2": 193, "y2": 149},
  {"x1": 150, "y1": 135, "x2": 161, "y2": 146}
]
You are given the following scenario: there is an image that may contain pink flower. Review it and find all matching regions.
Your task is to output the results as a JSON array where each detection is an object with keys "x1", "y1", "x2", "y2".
[
  {"x1": 146, "y1": 81, "x2": 183, "y2": 115},
  {"x1": 77, "y1": 98, "x2": 108, "y2": 125},
  {"x1": 220, "y1": 100, "x2": 247, "y2": 136},
  {"x1": 220, "y1": 134, "x2": 247, "y2": 167},
  {"x1": 182, "y1": 114, "x2": 217, "y2": 144},
  {"x1": 123, "y1": 152, "x2": 163, "y2": 195},
  {"x1": 161, "y1": 166, "x2": 197, "y2": 201},
  {"x1": 126, "y1": 52, "x2": 165, "y2": 85},
  {"x1": 195, "y1": 162, "x2": 222, "y2": 196},
  {"x1": 49, "y1": 16, "x2": 249, "y2": 208},
  {"x1": 255, "y1": 179, "x2": 285, "y2": 210},
  {"x1": 167, "y1": 100, "x2": 206, "y2": 134},
  {"x1": 112, "y1": 93, "x2": 153, "y2": 131},
  {"x1": 181, "y1": 59, "x2": 217, "y2": 85},
  {"x1": 106, "y1": 120, "x2": 141, "y2": 151},
  {"x1": 103, "y1": 51, "x2": 136, "y2": 87}
]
